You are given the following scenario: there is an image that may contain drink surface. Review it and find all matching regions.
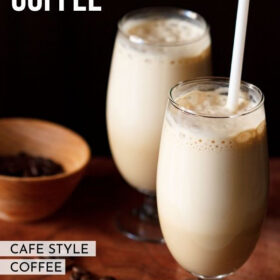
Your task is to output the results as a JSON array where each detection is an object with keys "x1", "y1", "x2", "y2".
[
  {"x1": 125, "y1": 18, "x2": 205, "y2": 44},
  {"x1": 107, "y1": 14, "x2": 211, "y2": 192},
  {"x1": 157, "y1": 89, "x2": 268, "y2": 276}
]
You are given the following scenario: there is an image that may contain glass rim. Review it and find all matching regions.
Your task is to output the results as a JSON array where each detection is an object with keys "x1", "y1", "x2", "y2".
[
  {"x1": 118, "y1": 7, "x2": 210, "y2": 47},
  {"x1": 169, "y1": 77, "x2": 265, "y2": 119}
]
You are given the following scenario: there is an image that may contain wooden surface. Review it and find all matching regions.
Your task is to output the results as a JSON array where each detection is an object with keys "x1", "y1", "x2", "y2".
[{"x1": 0, "y1": 157, "x2": 279, "y2": 280}]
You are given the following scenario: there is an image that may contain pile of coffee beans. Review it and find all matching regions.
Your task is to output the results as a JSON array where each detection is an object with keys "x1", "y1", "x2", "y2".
[
  {"x1": 70, "y1": 266, "x2": 94, "y2": 280},
  {"x1": 41, "y1": 257, "x2": 116, "y2": 280},
  {"x1": 0, "y1": 152, "x2": 64, "y2": 177},
  {"x1": 70, "y1": 266, "x2": 116, "y2": 280}
]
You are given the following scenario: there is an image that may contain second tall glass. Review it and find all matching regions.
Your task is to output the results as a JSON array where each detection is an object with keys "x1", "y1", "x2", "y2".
[
  {"x1": 106, "y1": 7, "x2": 212, "y2": 242},
  {"x1": 157, "y1": 77, "x2": 268, "y2": 278}
]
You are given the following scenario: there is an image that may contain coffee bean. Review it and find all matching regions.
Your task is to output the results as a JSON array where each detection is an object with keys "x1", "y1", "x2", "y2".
[
  {"x1": 66, "y1": 258, "x2": 75, "y2": 270},
  {"x1": 80, "y1": 274, "x2": 93, "y2": 280},
  {"x1": 0, "y1": 152, "x2": 64, "y2": 177},
  {"x1": 72, "y1": 266, "x2": 88, "y2": 275},
  {"x1": 70, "y1": 268, "x2": 94, "y2": 280},
  {"x1": 70, "y1": 273, "x2": 81, "y2": 280},
  {"x1": 70, "y1": 265, "x2": 116, "y2": 280}
]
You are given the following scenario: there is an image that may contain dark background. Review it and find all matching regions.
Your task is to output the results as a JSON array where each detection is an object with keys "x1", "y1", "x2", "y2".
[{"x1": 1, "y1": 0, "x2": 279, "y2": 156}]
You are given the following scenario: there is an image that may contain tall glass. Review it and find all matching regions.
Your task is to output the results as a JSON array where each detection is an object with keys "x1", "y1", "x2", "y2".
[
  {"x1": 106, "y1": 7, "x2": 212, "y2": 242},
  {"x1": 157, "y1": 78, "x2": 268, "y2": 278}
]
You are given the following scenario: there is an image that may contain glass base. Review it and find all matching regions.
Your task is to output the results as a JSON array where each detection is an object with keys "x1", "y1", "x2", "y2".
[
  {"x1": 116, "y1": 194, "x2": 164, "y2": 243},
  {"x1": 191, "y1": 271, "x2": 233, "y2": 280}
]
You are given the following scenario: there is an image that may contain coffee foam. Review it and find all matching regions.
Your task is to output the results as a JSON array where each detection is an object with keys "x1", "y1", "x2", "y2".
[
  {"x1": 175, "y1": 89, "x2": 255, "y2": 117},
  {"x1": 118, "y1": 18, "x2": 210, "y2": 58},
  {"x1": 124, "y1": 18, "x2": 204, "y2": 44},
  {"x1": 166, "y1": 90, "x2": 266, "y2": 152}
]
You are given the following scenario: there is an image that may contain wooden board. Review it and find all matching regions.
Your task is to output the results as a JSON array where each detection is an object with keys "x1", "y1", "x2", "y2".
[{"x1": 0, "y1": 158, "x2": 279, "y2": 280}]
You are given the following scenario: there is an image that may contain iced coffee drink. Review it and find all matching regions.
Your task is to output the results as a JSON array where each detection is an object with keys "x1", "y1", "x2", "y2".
[
  {"x1": 157, "y1": 78, "x2": 268, "y2": 278},
  {"x1": 107, "y1": 8, "x2": 211, "y2": 194}
]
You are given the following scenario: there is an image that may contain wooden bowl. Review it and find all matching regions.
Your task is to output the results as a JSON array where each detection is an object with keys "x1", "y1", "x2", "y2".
[{"x1": 0, "y1": 118, "x2": 91, "y2": 222}]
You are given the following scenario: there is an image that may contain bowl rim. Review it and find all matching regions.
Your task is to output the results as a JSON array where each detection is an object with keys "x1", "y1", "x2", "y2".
[{"x1": 0, "y1": 117, "x2": 91, "y2": 182}]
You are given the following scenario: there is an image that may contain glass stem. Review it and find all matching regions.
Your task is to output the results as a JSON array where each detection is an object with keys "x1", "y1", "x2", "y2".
[{"x1": 135, "y1": 193, "x2": 159, "y2": 223}]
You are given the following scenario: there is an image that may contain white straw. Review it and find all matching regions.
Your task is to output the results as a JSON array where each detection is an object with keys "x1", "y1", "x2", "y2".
[{"x1": 227, "y1": 0, "x2": 250, "y2": 111}]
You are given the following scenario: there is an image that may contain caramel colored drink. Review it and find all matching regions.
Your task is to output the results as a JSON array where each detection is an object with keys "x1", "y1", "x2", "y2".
[
  {"x1": 107, "y1": 8, "x2": 212, "y2": 193},
  {"x1": 157, "y1": 78, "x2": 268, "y2": 278}
]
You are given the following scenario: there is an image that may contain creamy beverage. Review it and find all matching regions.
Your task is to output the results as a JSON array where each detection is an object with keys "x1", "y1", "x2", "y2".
[
  {"x1": 107, "y1": 8, "x2": 212, "y2": 193},
  {"x1": 157, "y1": 79, "x2": 268, "y2": 277}
]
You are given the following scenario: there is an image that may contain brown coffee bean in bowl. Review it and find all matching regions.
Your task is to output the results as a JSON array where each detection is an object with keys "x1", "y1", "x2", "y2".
[{"x1": 0, "y1": 152, "x2": 64, "y2": 177}]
